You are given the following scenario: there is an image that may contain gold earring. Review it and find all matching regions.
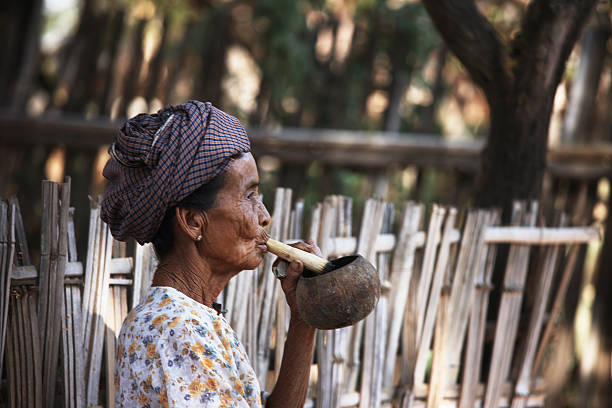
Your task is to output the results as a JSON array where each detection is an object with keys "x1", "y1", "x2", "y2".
[{"x1": 195, "y1": 235, "x2": 202, "y2": 242}]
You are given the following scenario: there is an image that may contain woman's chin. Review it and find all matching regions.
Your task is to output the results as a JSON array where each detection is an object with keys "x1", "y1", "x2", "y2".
[{"x1": 240, "y1": 254, "x2": 264, "y2": 271}]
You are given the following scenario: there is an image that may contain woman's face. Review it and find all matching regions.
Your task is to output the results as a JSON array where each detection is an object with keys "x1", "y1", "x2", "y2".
[{"x1": 200, "y1": 152, "x2": 271, "y2": 272}]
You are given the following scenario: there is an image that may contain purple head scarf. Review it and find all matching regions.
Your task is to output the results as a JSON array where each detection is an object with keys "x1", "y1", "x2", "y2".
[{"x1": 101, "y1": 100, "x2": 250, "y2": 244}]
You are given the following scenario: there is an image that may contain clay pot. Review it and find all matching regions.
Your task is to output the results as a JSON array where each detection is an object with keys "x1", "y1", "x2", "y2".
[{"x1": 296, "y1": 255, "x2": 381, "y2": 330}]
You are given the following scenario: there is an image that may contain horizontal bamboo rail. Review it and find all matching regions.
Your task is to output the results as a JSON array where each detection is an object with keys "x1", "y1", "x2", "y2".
[
  {"x1": 319, "y1": 226, "x2": 599, "y2": 257},
  {"x1": 1, "y1": 115, "x2": 611, "y2": 177}
]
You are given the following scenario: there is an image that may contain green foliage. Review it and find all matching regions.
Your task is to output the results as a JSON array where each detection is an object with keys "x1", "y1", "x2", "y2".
[{"x1": 253, "y1": 0, "x2": 314, "y2": 120}]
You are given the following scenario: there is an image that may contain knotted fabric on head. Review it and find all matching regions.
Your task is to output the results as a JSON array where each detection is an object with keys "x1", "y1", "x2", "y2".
[{"x1": 101, "y1": 100, "x2": 250, "y2": 244}]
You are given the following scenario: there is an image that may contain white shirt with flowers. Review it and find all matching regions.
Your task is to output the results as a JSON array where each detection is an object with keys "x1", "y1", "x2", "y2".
[{"x1": 115, "y1": 286, "x2": 262, "y2": 407}]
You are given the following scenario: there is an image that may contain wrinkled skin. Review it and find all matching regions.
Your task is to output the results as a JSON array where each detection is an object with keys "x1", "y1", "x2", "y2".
[
  {"x1": 196, "y1": 153, "x2": 271, "y2": 274},
  {"x1": 150, "y1": 153, "x2": 271, "y2": 307}
]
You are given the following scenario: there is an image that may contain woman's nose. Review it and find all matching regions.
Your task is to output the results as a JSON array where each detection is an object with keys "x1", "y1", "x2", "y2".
[{"x1": 259, "y1": 202, "x2": 271, "y2": 227}]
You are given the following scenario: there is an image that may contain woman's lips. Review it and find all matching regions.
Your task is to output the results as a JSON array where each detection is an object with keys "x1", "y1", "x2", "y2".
[{"x1": 256, "y1": 243, "x2": 268, "y2": 253}]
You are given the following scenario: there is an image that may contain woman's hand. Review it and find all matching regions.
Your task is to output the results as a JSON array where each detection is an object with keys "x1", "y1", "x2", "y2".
[{"x1": 272, "y1": 239, "x2": 323, "y2": 321}]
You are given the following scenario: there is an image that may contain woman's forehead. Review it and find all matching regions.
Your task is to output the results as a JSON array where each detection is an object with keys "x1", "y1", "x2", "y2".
[{"x1": 224, "y1": 153, "x2": 259, "y2": 189}]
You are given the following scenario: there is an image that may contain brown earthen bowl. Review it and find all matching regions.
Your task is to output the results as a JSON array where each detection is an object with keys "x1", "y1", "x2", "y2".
[{"x1": 296, "y1": 255, "x2": 381, "y2": 330}]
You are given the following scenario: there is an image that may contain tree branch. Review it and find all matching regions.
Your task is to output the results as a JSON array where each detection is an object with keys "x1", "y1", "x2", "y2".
[
  {"x1": 510, "y1": 0, "x2": 597, "y2": 96},
  {"x1": 421, "y1": 0, "x2": 511, "y2": 105}
]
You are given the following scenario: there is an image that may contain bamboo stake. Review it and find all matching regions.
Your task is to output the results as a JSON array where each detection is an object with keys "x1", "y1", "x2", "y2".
[
  {"x1": 72, "y1": 284, "x2": 85, "y2": 408},
  {"x1": 82, "y1": 204, "x2": 100, "y2": 346},
  {"x1": 0, "y1": 200, "x2": 15, "y2": 376},
  {"x1": 483, "y1": 201, "x2": 538, "y2": 408},
  {"x1": 0, "y1": 201, "x2": 7, "y2": 376},
  {"x1": 426, "y1": 285, "x2": 450, "y2": 407},
  {"x1": 28, "y1": 290, "x2": 43, "y2": 408},
  {"x1": 48, "y1": 178, "x2": 70, "y2": 406},
  {"x1": 10, "y1": 197, "x2": 30, "y2": 266},
  {"x1": 531, "y1": 244, "x2": 580, "y2": 375},
  {"x1": 345, "y1": 199, "x2": 382, "y2": 393},
  {"x1": 21, "y1": 290, "x2": 36, "y2": 408},
  {"x1": 315, "y1": 196, "x2": 338, "y2": 408},
  {"x1": 16, "y1": 290, "x2": 27, "y2": 406},
  {"x1": 414, "y1": 207, "x2": 457, "y2": 386},
  {"x1": 7, "y1": 295, "x2": 16, "y2": 408},
  {"x1": 333, "y1": 197, "x2": 353, "y2": 407},
  {"x1": 511, "y1": 236, "x2": 562, "y2": 407},
  {"x1": 132, "y1": 243, "x2": 145, "y2": 308},
  {"x1": 37, "y1": 181, "x2": 53, "y2": 350},
  {"x1": 275, "y1": 188, "x2": 293, "y2": 381},
  {"x1": 67, "y1": 208, "x2": 84, "y2": 408},
  {"x1": 308, "y1": 203, "x2": 322, "y2": 243},
  {"x1": 364, "y1": 203, "x2": 394, "y2": 408},
  {"x1": 39, "y1": 182, "x2": 63, "y2": 406},
  {"x1": 247, "y1": 265, "x2": 258, "y2": 364},
  {"x1": 87, "y1": 223, "x2": 113, "y2": 405},
  {"x1": 384, "y1": 202, "x2": 423, "y2": 391},
  {"x1": 256, "y1": 188, "x2": 285, "y2": 386},
  {"x1": 105, "y1": 286, "x2": 118, "y2": 408},
  {"x1": 458, "y1": 210, "x2": 501, "y2": 408},
  {"x1": 358, "y1": 198, "x2": 387, "y2": 408},
  {"x1": 415, "y1": 205, "x2": 446, "y2": 341},
  {"x1": 444, "y1": 209, "x2": 494, "y2": 383}
]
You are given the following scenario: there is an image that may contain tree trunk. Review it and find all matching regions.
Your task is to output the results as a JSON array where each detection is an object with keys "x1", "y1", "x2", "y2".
[
  {"x1": 194, "y1": 8, "x2": 232, "y2": 105},
  {"x1": 161, "y1": 21, "x2": 194, "y2": 105},
  {"x1": 144, "y1": 16, "x2": 169, "y2": 102},
  {"x1": 422, "y1": 0, "x2": 597, "y2": 220},
  {"x1": 98, "y1": 10, "x2": 126, "y2": 115},
  {"x1": 0, "y1": 2, "x2": 37, "y2": 105},
  {"x1": 49, "y1": 0, "x2": 96, "y2": 112},
  {"x1": 562, "y1": 10, "x2": 611, "y2": 143},
  {"x1": 64, "y1": 12, "x2": 112, "y2": 114},
  {"x1": 9, "y1": 0, "x2": 43, "y2": 113},
  {"x1": 116, "y1": 19, "x2": 147, "y2": 117}
]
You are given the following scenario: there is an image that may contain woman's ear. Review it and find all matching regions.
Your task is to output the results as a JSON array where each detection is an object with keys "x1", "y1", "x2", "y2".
[{"x1": 174, "y1": 207, "x2": 208, "y2": 241}]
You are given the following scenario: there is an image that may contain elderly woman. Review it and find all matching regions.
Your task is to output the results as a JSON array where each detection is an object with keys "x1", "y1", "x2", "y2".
[{"x1": 102, "y1": 101, "x2": 319, "y2": 407}]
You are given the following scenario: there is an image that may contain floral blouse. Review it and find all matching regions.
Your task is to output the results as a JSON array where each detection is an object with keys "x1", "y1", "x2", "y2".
[{"x1": 115, "y1": 286, "x2": 262, "y2": 407}]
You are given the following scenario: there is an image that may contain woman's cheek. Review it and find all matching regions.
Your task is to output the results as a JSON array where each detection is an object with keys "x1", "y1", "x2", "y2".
[{"x1": 238, "y1": 205, "x2": 260, "y2": 240}]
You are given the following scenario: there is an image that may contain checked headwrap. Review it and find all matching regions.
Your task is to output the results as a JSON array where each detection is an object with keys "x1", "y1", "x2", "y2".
[{"x1": 101, "y1": 100, "x2": 250, "y2": 244}]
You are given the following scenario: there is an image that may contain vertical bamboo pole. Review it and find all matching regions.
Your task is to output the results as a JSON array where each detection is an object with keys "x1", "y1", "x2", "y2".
[
  {"x1": 511, "y1": 238, "x2": 562, "y2": 407},
  {"x1": 413, "y1": 207, "x2": 457, "y2": 386},
  {"x1": 275, "y1": 188, "x2": 293, "y2": 380},
  {"x1": 29, "y1": 291, "x2": 44, "y2": 408},
  {"x1": 0, "y1": 200, "x2": 15, "y2": 376},
  {"x1": 483, "y1": 201, "x2": 538, "y2": 408},
  {"x1": 444, "y1": 209, "x2": 495, "y2": 384},
  {"x1": 358, "y1": 198, "x2": 387, "y2": 408},
  {"x1": 384, "y1": 202, "x2": 423, "y2": 391},
  {"x1": 458, "y1": 210, "x2": 500, "y2": 408},
  {"x1": 87, "y1": 223, "x2": 113, "y2": 405},
  {"x1": 7, "y1": 297, "x2": 17, "y2": 408},
  {"x1": 315, "y1": 196, "x2": 338, "y2": 408},
  {"x1": 415, "y1": 205, "x2": 446, "y2": 341},
  {"x1": 256, "y1": 188, "x2": 284, "y2": 386},
  {"x1": 426, "y1": 285, "x2": 450, "y2": 407}
]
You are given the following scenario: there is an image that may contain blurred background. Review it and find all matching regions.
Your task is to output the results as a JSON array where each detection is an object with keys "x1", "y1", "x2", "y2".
[{"x1": 1, "y1": 0, "x2": 612, "y2": 405}]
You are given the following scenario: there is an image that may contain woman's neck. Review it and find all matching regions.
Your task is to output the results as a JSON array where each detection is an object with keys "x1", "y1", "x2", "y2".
[{"x1": 151, "y1": 249, "x2": 231, "y2": 308}]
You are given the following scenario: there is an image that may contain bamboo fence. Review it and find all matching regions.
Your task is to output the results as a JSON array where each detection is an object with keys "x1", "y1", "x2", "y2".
[{"x1": 0, "y1": 183, "x2": 601, "y2": 407}]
